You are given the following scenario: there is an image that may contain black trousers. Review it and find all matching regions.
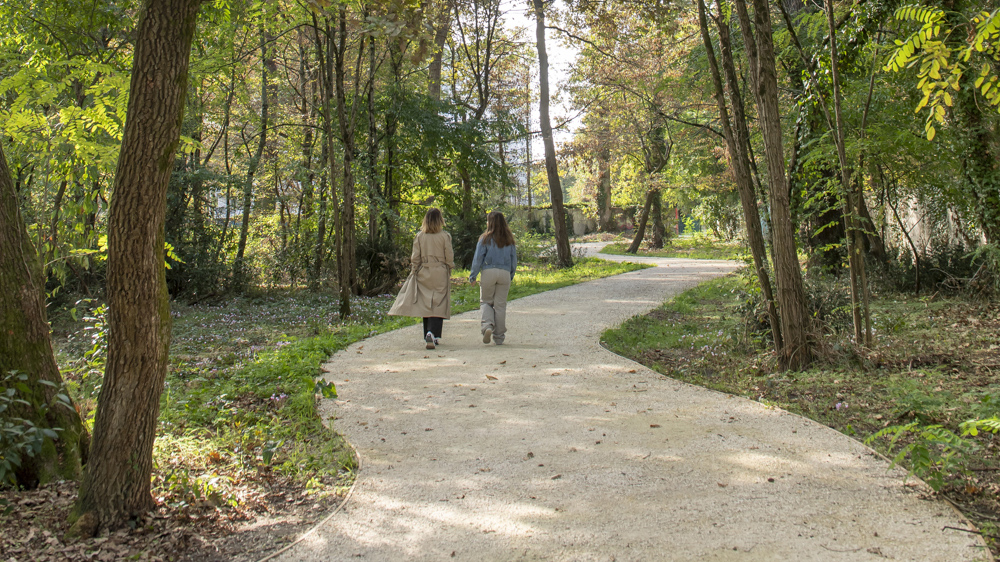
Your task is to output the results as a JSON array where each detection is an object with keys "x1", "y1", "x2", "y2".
[{"x1": 422, "y1": 317, "x2": 444, "y2": 339}]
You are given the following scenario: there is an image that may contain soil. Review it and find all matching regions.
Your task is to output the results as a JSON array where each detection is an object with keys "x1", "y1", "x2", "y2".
[{"x1": 0, "y1": 477, "x2": 343, "y2": 562}]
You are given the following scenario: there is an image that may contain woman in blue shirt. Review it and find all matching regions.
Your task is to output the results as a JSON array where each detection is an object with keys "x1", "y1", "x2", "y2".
[{"x1": 469, "y1": 211, "x2": 517, "y2": 345}]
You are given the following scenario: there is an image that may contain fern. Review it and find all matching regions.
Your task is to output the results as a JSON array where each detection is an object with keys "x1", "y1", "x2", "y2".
[{"x1": 866, "y1": 422, "x2": 975, "y2": 491}]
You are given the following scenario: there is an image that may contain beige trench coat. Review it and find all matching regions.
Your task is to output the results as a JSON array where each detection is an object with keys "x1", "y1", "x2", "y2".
[{"x1": 388, "y1": 230, "x2": 454, "y2": 318}]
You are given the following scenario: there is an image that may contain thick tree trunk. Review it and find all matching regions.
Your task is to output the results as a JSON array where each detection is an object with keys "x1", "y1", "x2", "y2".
[
  {"x1": 700, "y1": 0, "x2": 783, "y2": 352},
  {"x1": 627, "y1": 190, "x2": 656, "y2": 254},
  {"x1": 734, "y1": 0, "x2": 812, "y2": 369},
  {"x1": 533, "y1": 0, "x2": 572, "y2": 267},
  {"x1": 72, "y1": 0, "x2": 199, "y2": 533},
  {"x1": 0, "y1": 143, "x2": 87, "y2": 490}
]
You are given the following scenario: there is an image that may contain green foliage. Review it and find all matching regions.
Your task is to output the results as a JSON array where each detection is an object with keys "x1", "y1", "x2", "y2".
[
  {"x1": 0, "y1": 371, "x2": 70, "y2": 487},
  {"x1": 600, "y1": 237, "x2": 745, "y2": 260},
  {"x1": 865, "y1": 422, "x2": 974, "y2": 491},
  {"x1": 892, "y1": 378, "x2": 952, "y2": 423},
  {"x1": 961, "y1": 416, "x2": 1000, "y2": 437},
  {"x1": 885, "y1": 6, "x2": 1000, "y2": 140}
]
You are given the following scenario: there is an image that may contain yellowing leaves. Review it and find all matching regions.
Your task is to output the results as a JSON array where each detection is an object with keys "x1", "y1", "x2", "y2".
[{"x1": 888, "y1": 6, "x2": 1000, "y2": 141}]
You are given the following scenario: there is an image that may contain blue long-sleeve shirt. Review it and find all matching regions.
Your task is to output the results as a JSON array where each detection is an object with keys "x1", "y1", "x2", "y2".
[{"x1": 469, "y1": 238, "x2": 517, "y2": 282}]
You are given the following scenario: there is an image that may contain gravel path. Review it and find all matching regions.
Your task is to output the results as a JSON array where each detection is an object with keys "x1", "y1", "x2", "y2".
[{"x1": 277, "y1": 247, "x2": 989, "y2": 561}]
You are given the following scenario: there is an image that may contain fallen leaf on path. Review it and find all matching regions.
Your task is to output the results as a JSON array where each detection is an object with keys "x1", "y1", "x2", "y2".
[
  {"x1": 717, "y1": 482, "x2": 728, "y2": 487},
  {"x1": 499, "y1": 360, "x2": 506, "y2": 364},
  {"x1": 628, "y1": 369, "x2": 636, "y2": 373},
  {"x1": 650, "y1": 424, "x2": 661, "y2": 428},
  {"x1": 551, "y1": 474, "x2": 562, "y2": 480},
  {"x1": 486, "y1": 375, "x2": 498, "y2": 381}
]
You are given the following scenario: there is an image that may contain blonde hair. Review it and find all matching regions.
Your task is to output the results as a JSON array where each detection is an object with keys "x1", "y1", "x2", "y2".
[
  {"x1": 479, "y1": 211, "x2": 515, "y2": 248},
  {"x1": 421, "y1": 208, "x2": 445, "y2": 234}
]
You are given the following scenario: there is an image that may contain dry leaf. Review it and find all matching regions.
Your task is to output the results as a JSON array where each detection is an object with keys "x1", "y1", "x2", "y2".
[{"x1": 486, "y1": 375, "x2": 498, "y2": 381}]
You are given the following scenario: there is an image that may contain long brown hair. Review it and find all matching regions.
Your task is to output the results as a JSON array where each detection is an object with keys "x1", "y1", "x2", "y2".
[
  {"x1": 421, "y1": 208, "x2": 444, "y2": 234},
  {"x1": 479, "y1": 211, "x2": 515, "y2": 248}
]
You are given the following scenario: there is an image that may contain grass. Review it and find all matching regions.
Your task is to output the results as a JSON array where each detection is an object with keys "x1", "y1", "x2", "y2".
[
  {"x1": 599, "y1": 235, "x2": 745, "y2": 261},
  {"x1": 54, "y1": 257, "x2": 649, "y2": 516},
  {"x1": 602, "y1": 272, "x2": 1000, "y2": 554}
]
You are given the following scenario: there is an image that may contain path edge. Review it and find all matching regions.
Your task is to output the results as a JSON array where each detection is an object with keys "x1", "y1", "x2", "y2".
[
  {"x1": 254, "y1": 438, "x2": 363, "y2": 562},
  {"x1": 598, "y1": 327, "x2": 995, "y2": 561}
]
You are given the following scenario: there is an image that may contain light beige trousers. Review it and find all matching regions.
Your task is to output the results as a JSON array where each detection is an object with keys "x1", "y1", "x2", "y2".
[{"x1": 479, "y1": 268, "x2": 512, "y2": 344}]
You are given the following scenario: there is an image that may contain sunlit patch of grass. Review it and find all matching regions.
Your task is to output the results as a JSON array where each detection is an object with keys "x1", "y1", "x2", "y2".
[{"x1": 600, "y1": 236, "x2": 745, "y2": 261}]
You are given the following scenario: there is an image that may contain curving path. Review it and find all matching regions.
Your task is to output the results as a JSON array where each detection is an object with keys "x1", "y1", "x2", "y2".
[{"x1": 276, "y1": 246, "x2": 989, "y2": 561}]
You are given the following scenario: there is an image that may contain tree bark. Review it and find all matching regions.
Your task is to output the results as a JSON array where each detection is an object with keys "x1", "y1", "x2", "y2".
[
  {"x1": 333, "y1": 4, "x2": 363, "y2": 314},
  {"x1": 651, "y1": 190, "x2": 665, "y2": 248},
  {"x1": 596, "y1": 144, "x2": 613, "y2": 231},
  {"x1": 533, "y1": 0, "x2": 572, "y2": 268},
  {"x1": 824, "y1": 0, "x2": 871, "y2": 346},
  {"x1": 427, "y1": 0, "x2": 454, "y2": 101},
  {"x1": 0, "y1": 143, "x2": 87, "y2": 490},
  {"x1": 627, "y1": 189, "x2": 656, "y2": 254},
  {"x1": 734, "y1": 0, "x2": 812, "y2": 369},
  {"x1": 701, "y1": 0, "x2": 783, "y2": 352},
  {"x1": 73, "y1": 0, "x2": 200, "y2": 532}
]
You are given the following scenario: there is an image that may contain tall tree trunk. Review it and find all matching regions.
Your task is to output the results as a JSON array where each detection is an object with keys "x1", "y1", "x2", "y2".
[
  {"x1": 311, "y1": 16, "x2": 339, "y2": 291},
  {"x1": 700, "y1": 0, "x2": 783, "y2": 352},
  {"x1": 597, "y1": 144, "x2": 613, "y2": 232},
  {"x1": 383, "y1": 47, "x2": 402, "y2": 242},
  {"x1": 333, "y1": 4, "x2": 362, "y2": 314},
  {"x1": 0, "y1": 143, "x2": 87, "y2": 490},
  {"x1": 73, "y1": 0, "x2": 199, "y2": 532},
  {"x1": 533, "y1": 0, "x2": 572, "y2": 267},
  {"x1": 235, "y1": 27, "x2": 272, "y2": 272},
  {"x1": 366, "y1": 37, "x2": 380, "y2": 248},
  {"x1": 824, "y1": 0, "x2": 871, "y2": 346},
  {"x1": 627, "y1": 189, "x2": 656, "y2": 254},
  {"x1": 651, "y1": 190, "x2": 665, "y2": 248},
  {"x1": 734, "y1": 0, "x2": 812, "y2": 370},
  {"x1": 44, "y1": 180, "x2": 68, "y2": 274},
  {"x1": 427, "y1": 0, "x2": 454, "y2": 101}
]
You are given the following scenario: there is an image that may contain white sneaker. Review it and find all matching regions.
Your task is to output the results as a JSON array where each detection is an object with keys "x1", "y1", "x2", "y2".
[
  {"x1": 483, "y1": 328, "x2": 492, "y2": 344},
  {"x1": 425, "y1": 331, "x2": 436, "y2": 349}
]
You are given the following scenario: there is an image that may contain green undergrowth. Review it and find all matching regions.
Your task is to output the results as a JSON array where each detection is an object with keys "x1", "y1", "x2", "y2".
[
  {"x1": 600, "y1": 236, "x2": 745, "y2": 260},
  {"x1": 55, "y1": 257, "x2": 648, "y2": 512},
  {"x1": 603, "y1": 273, "x2": 1000, "y2": 553}
]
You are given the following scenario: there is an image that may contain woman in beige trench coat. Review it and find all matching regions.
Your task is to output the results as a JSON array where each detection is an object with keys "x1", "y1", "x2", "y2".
[{"x1": 388, "y1": 208, "x2": 454, "y2": 349}]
